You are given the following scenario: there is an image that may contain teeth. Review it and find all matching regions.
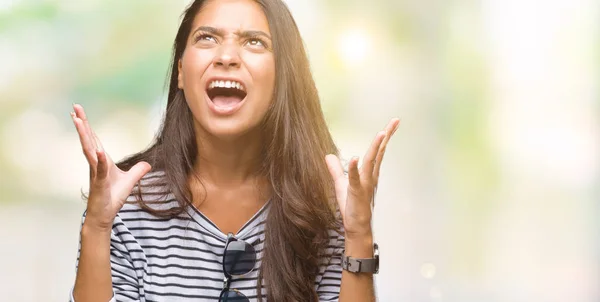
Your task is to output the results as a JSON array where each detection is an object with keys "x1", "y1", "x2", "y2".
[{"x1": 209, "y1": 80, "x2": 245, "y2": 91}]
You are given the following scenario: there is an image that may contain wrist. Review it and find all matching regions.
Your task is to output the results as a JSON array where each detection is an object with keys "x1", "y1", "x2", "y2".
[
  {"x1": 344, "y1": 233, "x2": 374, "y2": 258},
  {"x1": 342, "y1": 235, "x2": 380, "y2": 274},
  {"x1": 82, "y1": 218, "x2": 113, "y2": 236},
  {"x1": 345, "y1": 227, "x2": 373, "y2": 244}
]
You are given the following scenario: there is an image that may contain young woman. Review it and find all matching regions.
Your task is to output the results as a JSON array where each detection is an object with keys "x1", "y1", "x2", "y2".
[{"x1": 70, "y1": 0, "x2": 399, "y2": 301}]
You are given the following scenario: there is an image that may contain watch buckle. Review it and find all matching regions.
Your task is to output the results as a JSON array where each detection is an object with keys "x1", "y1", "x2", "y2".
[{"x1": 354, "y1": 259, "x2": 362, "y2": 273}]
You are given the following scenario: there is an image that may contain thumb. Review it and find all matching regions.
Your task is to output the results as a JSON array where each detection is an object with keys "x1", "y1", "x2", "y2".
[
  {"x1": 124, "y1": 161, "x2": 152, "y2": 188},
  {"x1": 325, "y1": 154, "x2": 345, "y2": 181}
]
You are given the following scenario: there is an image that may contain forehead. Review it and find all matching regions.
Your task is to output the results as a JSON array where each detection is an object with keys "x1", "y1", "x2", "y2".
[{"x1": 194, "y1": 0, "x2": 271, "y2": 34}]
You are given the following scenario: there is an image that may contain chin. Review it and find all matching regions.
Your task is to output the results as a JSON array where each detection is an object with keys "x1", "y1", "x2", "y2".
[{"x1": 200, "y1": 117, "x2": 260, "y2": 140}]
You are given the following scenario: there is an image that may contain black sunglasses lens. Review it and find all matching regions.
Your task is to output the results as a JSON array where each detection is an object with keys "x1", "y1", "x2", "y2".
[
  {"x1": 223, "y1": 240, "x2": 256, "y2": 276},
  {"x1": 219, "y1": 289, "x2": 249, "y2": 302}
]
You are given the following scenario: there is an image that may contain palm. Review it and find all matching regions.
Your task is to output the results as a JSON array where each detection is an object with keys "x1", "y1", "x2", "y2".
[
  {"x1": 325, "y1": 119, "x2": 400, "y2": 236},
  {"x1": 330, "y1": 164, "x2": 372, "y2": 231},
  {"x1": 104, "y1": 156, "x2": 131, "y2": 210}
]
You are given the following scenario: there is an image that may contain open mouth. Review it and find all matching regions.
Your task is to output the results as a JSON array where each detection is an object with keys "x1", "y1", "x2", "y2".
[{"x1": 206, "y1": 80, "x2": 247, "y2": 108}]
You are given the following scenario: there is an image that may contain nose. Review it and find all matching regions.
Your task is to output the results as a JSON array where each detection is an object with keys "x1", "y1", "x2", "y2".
[{"x1": 213, "y1": 43, "x2": 241, "y2": 69}]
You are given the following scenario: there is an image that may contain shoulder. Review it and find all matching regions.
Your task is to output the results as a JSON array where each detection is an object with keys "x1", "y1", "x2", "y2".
[
  {"x1": 116, "y1": 170, "x2": 188, "y2": 228},
  {"x1": 322, "y1": 209, "x2": 345, "y2": 257},
  {"x1": 122, "y1": 170, "x2": 178, "y2": 212}
]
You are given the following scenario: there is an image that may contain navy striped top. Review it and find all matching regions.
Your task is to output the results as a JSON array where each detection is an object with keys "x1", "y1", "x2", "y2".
[{"x1": 70, "y1": 172, "x2": 345, "y2": 301}]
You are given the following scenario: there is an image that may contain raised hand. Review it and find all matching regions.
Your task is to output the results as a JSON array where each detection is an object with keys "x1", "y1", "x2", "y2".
[
  {"x1": 325, "y1": 118, "x2": 400, "y2": 239},
  {"x1": 71, "y1": 104, "x2": 152, "y2": 231}
]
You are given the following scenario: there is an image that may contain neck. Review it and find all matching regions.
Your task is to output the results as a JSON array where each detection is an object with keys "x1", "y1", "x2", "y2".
[{"x1": 191, "y1": 125, "x2": 265, "y2": 187}]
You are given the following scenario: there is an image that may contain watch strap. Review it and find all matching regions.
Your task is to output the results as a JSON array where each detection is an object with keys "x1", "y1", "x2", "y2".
[{"x1": 341, "y1": 243, "x2": 379, "y2": 274}]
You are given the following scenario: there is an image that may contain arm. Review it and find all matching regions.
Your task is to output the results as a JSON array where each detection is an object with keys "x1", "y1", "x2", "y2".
[
  {"x1": 325, "y1": 118, "x2": 400, "y2": 302},
  {"x1": 69, "y1": 104, "x2": 150, "y2": 302},
  {"x1": 339, "y1": 234, "x2": 375, "y2": 302},
  {"x1": 71, "y1": 214, "x2": 142, "y2": 302},
  {"x1": 316, "y1": 230, "x2": 375, "y2": 302},
  {"x1": 72, "y1": 220, "x2": 114, "y2": 302}
]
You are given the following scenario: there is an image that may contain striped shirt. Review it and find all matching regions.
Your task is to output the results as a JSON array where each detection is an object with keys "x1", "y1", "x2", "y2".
[{"x1": 70, "y1": 172, "x2": 345, "y2": 301}]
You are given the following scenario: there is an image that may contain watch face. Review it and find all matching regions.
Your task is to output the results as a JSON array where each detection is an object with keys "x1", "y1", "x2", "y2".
[{"x1": 374, "y1": 243, "x2": 379, "y2": 274}]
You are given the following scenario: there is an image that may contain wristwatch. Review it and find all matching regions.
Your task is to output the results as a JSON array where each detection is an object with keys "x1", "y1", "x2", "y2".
[{"x1": 341, "y1": 243, "x2": 379, "y2": 274}]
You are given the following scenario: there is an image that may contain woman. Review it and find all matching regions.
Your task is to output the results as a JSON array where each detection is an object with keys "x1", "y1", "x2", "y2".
[{"x1": 70, "y1": 0, "x2": 399, "y2": 301}]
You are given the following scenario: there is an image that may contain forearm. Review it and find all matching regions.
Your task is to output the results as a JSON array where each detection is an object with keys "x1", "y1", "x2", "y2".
[
  {"x1": 73, "y1": 222, "x2": 114, "y2": 302},
  {"x1": 338, "y1": 234, "x2": 376, "y2": 302}
]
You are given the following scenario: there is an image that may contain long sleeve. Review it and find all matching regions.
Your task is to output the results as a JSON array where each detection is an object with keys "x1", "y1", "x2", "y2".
[{"x1": 316, "y1": 229, "x2": 345, "y2": 301}]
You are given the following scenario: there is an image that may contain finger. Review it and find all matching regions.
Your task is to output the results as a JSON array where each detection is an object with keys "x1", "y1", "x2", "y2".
[
  {"x1": 92, "y1": 131, "x2": 105, "y2": 152},
  {"x1": 390, "y1": 118, "x2": 400, "y2": 136},
  {"x1": 383, "y1": 118, "x2": 400, "y2": 138},
  {"x1": 124, "y1": 161, "x2": 152, "y2": 189},
  {"x1": 361, "y1": 118, "x2": 400, "y2": 178},
  {"x1": 90, "y1": 127, "x2": 114, "y2": 166},
  {"x1": 373, "y1": 118, "x2": 400, "y2": 181},
  {"x1": 374, "y1": 119, "x2": 399, "y2": 169},
  {"x1": 348, "y1": 156, "x2": 361, "y2": 189},
  {"x1": 95, "y1": 149, "x2": 108, "y2": 180},
  {"x1": 325, "y1": 154, "x2": 345, "y2": 181},
  {"x1": 72, "y1": 112, "x2": 97, "y2": 166},
  {"x1": 360, "y1": 131, "x2": 386, "y2": 181},
  {"x1": 73, "y1": 104, "x2": 98, "y2": 150}
]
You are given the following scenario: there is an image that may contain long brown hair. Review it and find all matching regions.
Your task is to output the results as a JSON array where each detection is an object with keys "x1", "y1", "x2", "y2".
[{"x1": 118, "y1": 0, "x2": 341, "y2": 301}]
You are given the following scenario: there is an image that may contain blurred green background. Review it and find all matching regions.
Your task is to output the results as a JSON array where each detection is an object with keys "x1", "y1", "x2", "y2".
[{"x1": 0, "y1": 0, "x2": 598, "y2": 301}]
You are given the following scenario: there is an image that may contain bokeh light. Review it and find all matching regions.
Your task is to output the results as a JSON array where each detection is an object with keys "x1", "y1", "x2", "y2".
[
  {"x1": 0, "y1": 0, "x2": 598, "y2": 301},
  {"x1": 338, "y1": 29, "x2": 371, "y2": 65}
]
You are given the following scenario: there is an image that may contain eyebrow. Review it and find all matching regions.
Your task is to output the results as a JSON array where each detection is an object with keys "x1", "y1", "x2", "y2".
[{"x1": 193, "y1": 26, "x2": 272, "y2": 41}]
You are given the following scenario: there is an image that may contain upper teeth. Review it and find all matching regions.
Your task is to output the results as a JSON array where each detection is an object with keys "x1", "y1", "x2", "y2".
[{"x1": 209, "y1": 80, "x2": 245, "y2": 91}]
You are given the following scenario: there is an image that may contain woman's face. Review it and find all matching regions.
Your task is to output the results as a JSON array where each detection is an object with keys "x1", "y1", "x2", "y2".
[{"x1": 178, "y1": 0, "x2": 275, "y2": 140}]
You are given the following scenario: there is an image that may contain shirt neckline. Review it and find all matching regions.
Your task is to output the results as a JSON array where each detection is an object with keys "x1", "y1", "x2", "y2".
[{"x1": 185, "y1": 198, "x2": 271, "y2": 240}]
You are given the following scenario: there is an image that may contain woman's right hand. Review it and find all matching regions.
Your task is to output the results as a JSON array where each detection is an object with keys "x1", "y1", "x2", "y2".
[{"x1": 71, "y1": 104, "x2": 152, "y2": 232}]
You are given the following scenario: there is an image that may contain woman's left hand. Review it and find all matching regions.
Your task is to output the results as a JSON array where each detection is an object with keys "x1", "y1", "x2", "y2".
[{"x1": 325, "y1": 118, "x2": 400, "y2": 240}]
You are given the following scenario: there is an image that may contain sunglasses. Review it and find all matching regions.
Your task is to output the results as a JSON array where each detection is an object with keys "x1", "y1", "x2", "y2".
[{"x1": 219, "y1": 233, "x2": 257, "y2": 302}]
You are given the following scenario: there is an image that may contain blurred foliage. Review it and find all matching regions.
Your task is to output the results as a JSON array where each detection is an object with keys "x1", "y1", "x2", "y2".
[{"x1": 0, "y1": 1, "x2": 598, "y2": 300}]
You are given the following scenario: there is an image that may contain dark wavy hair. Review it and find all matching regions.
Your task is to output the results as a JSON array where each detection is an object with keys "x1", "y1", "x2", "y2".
[{"x1": 117, "y1": 0, "x2": 341, "y2": 301}]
